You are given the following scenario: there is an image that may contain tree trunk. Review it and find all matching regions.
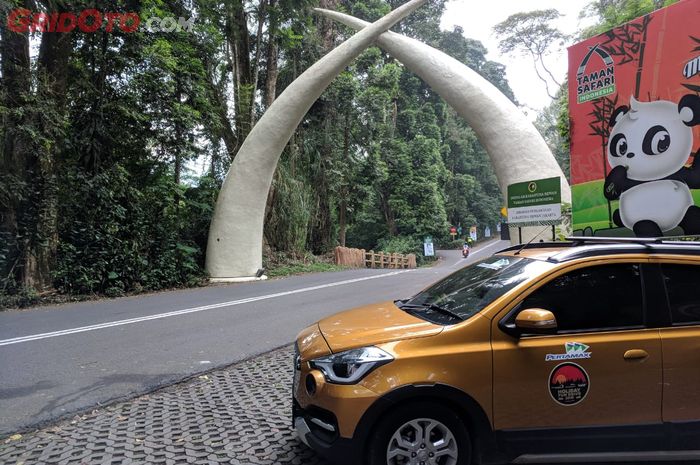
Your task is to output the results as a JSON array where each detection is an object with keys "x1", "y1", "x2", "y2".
[
  {"x1": 251, "y1": 0, "x2": 266, "y2": 126},
  {"x1": 264, "y1": 0, "x2": 279, "y2": 108},
  {"x1": 338, "y1": 111, "x2": 351, "y2": 247},
  {"x1": 379, "y1": 190, "x2": 398, "y2": 235},
  {"x1": 0, "y1": 0, "x2": 31, "y2": 287},
  {"x1": 309, "y1": 1, "x2": 339, "y2": 253},
  {"x1": 228, "y1": 1, "x2": 254, "y2": 142},
  {"x1": 204, "y1": 60, "x2": 238, "y2": 164},
  {"x1": 318, "y1": 0, "x2": 339, "y2": 48},
  {"x1": 338, "y1": 198, "x2": 347, "y2": 247},
  {"x1": 23, "y1": 13, "x2": 73, "y2": 291}
]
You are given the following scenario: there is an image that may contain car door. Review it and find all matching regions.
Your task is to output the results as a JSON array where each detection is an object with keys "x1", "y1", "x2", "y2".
[
  {"x1": 653, "y1": 259, "x2": 700, "y2": 447},
  {"x1": 491, "y1": 261, "x2": 663, "y2": 444}
]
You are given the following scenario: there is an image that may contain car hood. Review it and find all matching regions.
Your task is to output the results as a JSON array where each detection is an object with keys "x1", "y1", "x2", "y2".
[
  {"x1": 318, "y1": 300, "x2": 444, "y2": 352},
  {"x1": 296, "y1": 323, "x2": 332, "y2": 361}
]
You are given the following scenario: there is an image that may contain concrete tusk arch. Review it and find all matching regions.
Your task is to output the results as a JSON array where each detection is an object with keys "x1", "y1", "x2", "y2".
[
  {"x1": 316, "y1": 9, "x2": 571, "y2": 206},
  {"x1": 207, "y1": 2, "x2": 572, "y2": 281},
  {"x1": 205, "y1": 0, "x2": 428, "y2": 281}
]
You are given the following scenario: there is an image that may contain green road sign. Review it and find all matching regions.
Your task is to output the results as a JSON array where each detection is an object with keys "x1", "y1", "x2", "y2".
[{"x1": 507, "y1": 177, "x2": 562, "y2": 226}]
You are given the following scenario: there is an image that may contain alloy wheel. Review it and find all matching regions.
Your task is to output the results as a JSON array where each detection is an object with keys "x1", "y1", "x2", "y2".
[{"x1": 386, "y1": 418, "x2": 459, "y2": 465}]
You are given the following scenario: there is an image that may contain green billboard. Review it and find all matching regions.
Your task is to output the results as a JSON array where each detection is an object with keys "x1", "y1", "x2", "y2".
[{"x1": 507, "y1": 177, "x2": 562, "y2": 226}]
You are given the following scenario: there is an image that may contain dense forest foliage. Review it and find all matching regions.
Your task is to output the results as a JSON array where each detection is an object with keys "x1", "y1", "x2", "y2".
[{"x1": 0, "y1": 0, "x2": 668, "y2": 305}]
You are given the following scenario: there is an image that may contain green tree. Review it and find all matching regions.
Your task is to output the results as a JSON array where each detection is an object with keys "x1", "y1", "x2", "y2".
[
  {"x1": 535, "y1": 88, "x2": 570, "y2": 182},
  {"x1": 578, "y1": 0, "x2": 675, "y2": 39},
  {"x1": 494, "y1": 9, "x2": 568, "y2": 99}
]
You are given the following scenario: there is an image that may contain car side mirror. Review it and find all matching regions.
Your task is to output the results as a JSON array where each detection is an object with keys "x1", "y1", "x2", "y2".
[{"x1": 515, "y1": 308, "x2": 558, "y2": 334}]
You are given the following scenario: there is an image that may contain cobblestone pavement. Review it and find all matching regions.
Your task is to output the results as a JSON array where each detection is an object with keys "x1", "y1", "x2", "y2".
[{"x1": 0, "y1": 347, "x2": 329, "y2": 465}]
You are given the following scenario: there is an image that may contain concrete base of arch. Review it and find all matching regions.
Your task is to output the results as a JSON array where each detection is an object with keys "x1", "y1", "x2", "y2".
[{"x1": 210, "y1": 275, "x2": 268, "y2": 283}]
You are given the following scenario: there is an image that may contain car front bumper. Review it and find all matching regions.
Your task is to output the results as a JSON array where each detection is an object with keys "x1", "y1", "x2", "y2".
[{"x1": 293, "y1": 400, "x2": 360, "y2": 465}]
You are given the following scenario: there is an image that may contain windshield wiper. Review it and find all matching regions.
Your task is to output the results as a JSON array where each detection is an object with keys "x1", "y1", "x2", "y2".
[{"x1": 399, "y1": 302, "x2": 464, "y2": 321}]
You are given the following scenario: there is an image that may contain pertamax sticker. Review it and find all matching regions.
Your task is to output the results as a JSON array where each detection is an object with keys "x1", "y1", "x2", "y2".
[{"x1": 545, "y1": 342, "x2": 592, "y2": 361}]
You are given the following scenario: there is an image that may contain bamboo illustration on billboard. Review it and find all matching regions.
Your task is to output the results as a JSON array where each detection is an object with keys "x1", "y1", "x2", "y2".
[
  {"x1": 684, "y1": 36, "x2": 700, "y2": 93},
  {"x1": 587, "y1": 95, "x2": 619, "y2": 228},
  {"x1": 601, "y1": 13, "x2": 652, "y2": 99}
]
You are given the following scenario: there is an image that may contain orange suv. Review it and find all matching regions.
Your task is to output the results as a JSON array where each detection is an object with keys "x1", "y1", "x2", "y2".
[{"x1": 292, "y1": 238, "x2": 700, "y2": 465}]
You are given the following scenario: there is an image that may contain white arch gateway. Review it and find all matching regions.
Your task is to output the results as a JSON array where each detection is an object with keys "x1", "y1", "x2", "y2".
[{"x1": 206, "y1": 0, "x2": 571, "y2": 281}]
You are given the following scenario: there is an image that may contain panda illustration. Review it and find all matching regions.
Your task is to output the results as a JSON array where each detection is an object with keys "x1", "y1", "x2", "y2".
[{"x1": 604, "y1": 94, "x2": 700, "y2": 237}]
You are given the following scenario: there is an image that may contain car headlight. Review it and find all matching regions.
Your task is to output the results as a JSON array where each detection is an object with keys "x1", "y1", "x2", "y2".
[{"x1": 309, "y1": 346, "x2": 394, "y2": 385}]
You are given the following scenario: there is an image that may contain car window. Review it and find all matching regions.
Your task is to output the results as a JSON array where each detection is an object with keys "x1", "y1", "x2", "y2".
[
  {"x1": 661, "y1": 264, "x2": 700, "y2": 326},
  {"x1": 403, "y1": 255, "x2": 552, "y2": 323},
  {"x1": 520, "y1": 263, "x2": 644, "y2": 333}
]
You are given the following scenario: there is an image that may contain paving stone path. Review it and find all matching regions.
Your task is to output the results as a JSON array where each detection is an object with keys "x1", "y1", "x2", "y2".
[{"x1": 0, "y1": 347, "x2": 329, "y2": 465}]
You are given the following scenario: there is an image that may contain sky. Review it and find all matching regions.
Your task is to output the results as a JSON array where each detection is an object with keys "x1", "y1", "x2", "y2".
[{"x1": 440, "y1": 0, "x2": 596, "y2": 116}]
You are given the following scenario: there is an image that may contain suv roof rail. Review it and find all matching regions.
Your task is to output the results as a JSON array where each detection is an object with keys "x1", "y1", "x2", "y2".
[
  {"x1": 566, "y1": 235, "x2": 700, "y2": 246},
  {"x1": 496, "y1": 236, "x2": 700, "y2": 262}
]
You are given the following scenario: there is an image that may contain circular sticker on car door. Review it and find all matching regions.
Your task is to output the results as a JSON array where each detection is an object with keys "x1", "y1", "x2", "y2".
[{"x1": 549, "y1": 362, "x2": 590, "y2": 406}]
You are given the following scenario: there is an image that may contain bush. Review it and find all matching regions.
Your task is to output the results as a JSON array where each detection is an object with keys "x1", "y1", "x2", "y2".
[
  {"x1": 0, "y1": 287, "x2": 40, "y2": 310},
  {"x1": 439, "y1": 239, "x2": 468, "y2": 249},
  {"x1": 53, "y1": 165, "x2": 208, "y2": 296},
  {"x1": 375, "y1": 235, "x2": 417, "y2": 255}
]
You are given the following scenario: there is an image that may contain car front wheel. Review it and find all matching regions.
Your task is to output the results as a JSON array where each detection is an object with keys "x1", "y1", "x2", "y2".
[{"x1": 368, "y1": 402, "x2": 472, "y2": 465}]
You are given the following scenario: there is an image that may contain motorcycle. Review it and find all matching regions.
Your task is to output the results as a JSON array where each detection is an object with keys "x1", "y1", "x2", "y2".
[{"x1": 462, "y1": 247, "x2": 470, "y2": 258}]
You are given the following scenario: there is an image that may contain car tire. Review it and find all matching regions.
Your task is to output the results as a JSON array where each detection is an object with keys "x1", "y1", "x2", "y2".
[{"x1": 368, "y1": 401, "x2": 472, "y2": 465}]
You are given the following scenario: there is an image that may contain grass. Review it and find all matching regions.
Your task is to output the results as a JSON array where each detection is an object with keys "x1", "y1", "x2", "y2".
[
  {"x1": 266, "y1": 262, "x2": 346, "y2": 278},
  {"x1": 572, "y1": 179, "x2": 700, "y2": 232},
  {"x1": 263, "y1": 250, "x2": 347, "y2": 278},
  {"x1": 572, "y1": 180, "x2": 613, "y2": 231}
]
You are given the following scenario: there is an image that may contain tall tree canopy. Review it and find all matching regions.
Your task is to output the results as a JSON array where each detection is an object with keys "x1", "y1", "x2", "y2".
[{"x1": 493, "y1": 9, "x2": 567, "y2": 99}]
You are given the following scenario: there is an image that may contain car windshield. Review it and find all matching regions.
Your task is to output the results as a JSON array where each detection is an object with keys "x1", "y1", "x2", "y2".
[{"x1": 402, "y1": 255, "x2": 551, "y2": 324}]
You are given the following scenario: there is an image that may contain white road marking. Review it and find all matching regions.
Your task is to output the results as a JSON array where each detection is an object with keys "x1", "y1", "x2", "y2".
[
  {"x1": 450, "y1": 240, "x2": 506, "y2": 268},
  {"x1": 0, "y1": 269, "x2": 414, "y2": 347}
]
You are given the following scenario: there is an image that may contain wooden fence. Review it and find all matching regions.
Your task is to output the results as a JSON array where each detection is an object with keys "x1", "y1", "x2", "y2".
[{"x1": 335, "y1": 246, "x2": 416, "y2": 269}]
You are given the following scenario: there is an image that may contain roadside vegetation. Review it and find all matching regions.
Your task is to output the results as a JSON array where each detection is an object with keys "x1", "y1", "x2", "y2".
[
  {"x1": 264, "y1": 251, "x2": 346, "y2": 278},
  {"x1": 0, "y1": 0, "x2": 669, "y2": 308}
]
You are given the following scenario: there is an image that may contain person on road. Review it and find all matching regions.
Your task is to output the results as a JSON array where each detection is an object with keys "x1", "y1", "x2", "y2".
[{"x1": 462, "y1": 241, "x2": 470, "y2": 258}]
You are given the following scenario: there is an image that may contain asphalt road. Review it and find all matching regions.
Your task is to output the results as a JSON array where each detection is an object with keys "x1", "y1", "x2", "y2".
[{"x1": 0, "y1": 240, "x2": 508, "y2": 435}]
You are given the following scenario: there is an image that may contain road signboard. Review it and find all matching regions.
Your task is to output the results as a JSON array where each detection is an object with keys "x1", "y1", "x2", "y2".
[
  {"x1": 507, "y1": 177, "x2": 562, "y2": 226},
  {"x1": 423, "y1": 236, "x2": 434, "y2": 256}
]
